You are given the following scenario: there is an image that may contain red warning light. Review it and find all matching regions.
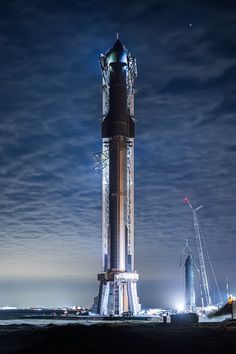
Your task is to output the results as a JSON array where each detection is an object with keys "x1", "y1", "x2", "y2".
[{"x1": 184, "y1": 196, "x2": 189, "y2": 204}]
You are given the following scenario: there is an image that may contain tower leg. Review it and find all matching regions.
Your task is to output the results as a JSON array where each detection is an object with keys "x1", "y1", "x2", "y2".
[{"x1": 95, "y1": 272, "x2": 140, "y2": 316}]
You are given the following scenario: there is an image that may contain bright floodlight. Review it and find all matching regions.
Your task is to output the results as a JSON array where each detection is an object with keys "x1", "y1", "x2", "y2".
[{"x1": 176, "y1": 302, "x2": 185, "y2": 313}]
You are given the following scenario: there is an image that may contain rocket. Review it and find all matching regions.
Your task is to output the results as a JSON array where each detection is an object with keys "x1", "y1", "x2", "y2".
[
  {"x1": 102, "y1": 39, "x2": 135, "y2": 138},
  {"x1": 93, "y1": 37, "x2": 140, "y2": 316},
  {"x1": 101, "y1": 38, "x2": 135, "y2": 273},
  {"x1": 185, "y1": 254, "x2": 196, "y2": 312}
]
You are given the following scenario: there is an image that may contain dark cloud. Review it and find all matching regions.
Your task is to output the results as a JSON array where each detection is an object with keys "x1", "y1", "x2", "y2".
[{"x1": 0, "y1": 0, "x2": 235, "y2": 308}]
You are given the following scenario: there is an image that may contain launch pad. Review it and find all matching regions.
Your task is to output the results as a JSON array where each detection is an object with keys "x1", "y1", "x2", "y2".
[{"x1": 96, "y1": 272, "x2": 140, "y2": 316}]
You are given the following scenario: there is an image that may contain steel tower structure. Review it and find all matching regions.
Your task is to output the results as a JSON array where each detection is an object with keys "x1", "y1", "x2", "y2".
[{"x1": 93, "y1": 37, "x2": 141, "y2": 316}]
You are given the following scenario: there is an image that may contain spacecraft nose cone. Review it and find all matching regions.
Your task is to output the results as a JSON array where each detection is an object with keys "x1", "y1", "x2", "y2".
[
  {"x1": 106, "y1": 39, "x2": 128, "y2": 64},
  {"x1": 185, "y1": 254, "x2": 193, "y2": 265}
]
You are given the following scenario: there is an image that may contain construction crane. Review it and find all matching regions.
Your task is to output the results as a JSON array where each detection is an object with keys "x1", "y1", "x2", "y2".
[{"x1": 184, "y1": 197, "x2": 212, "y2": 307}]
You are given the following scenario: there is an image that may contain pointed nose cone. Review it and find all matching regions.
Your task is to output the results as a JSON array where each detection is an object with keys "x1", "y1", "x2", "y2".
[
  {"x1": 185, "y1": 254, "x2": 193, "y2": 267},
  {"x1": 106, "y1": 39, "x2": 128, "y2": 65}
]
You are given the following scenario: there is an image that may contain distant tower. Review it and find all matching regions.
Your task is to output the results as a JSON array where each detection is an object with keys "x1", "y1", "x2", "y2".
[
  {"x1": 185, "y1": 254, "x2": 196, "y2": 312},
  {"x1": 93, "y1": 37, "x2": 141, "y2": 316}
]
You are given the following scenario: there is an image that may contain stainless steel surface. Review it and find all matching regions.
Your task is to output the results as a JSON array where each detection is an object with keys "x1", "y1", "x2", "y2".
[
  {"x1": 94, "y1": 37, "x2": 140, "y2": 316},
  {"x1": 185, "y1": 254, "x2": 195, "y2": 312},
  {"x1": 109, "y1": 136, "x2": 127, "y2": 271}
]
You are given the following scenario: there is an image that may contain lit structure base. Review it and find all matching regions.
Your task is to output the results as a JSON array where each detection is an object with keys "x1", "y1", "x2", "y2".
[
  {"x1": 233, "y1": 300, "x2": 236, "y2": 320},
  {"x1": 94, "y1": 272, "x2": 141, "y2": 316},
  {"x1": 185, "y1": 305, "x2": 197, "y2": 313}
]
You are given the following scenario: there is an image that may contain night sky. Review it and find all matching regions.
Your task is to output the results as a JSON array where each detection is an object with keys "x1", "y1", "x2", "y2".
[{"x1": 0, "y1": 0, "x2": 235, "y2": 309}]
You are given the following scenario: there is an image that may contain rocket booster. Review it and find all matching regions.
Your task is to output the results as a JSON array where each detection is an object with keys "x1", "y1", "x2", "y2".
[
  {"x1": 100, "y1": 38, "x2": 137, "y2": 273},
  {"x1": 94, "y1": 37, "x2": 140, "y2": 316}
]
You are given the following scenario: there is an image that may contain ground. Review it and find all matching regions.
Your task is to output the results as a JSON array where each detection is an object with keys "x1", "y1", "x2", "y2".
[{"x1": 0, "y1": 322, "x2": 235, "y2": 354}]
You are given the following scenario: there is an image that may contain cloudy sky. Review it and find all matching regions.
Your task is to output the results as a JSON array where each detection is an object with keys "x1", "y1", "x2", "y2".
[{"x1": 0, "y1": 0, "x2": 235, "y2": 308}]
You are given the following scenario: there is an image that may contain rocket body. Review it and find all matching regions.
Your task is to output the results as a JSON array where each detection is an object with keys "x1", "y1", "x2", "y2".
[
  {"x1": 94, "y1": 39, "x2": 140, "y2": 316},
  {"x1": 102, "y1": 39, "x2": 134, "y2": 273},
  {"x1": 185, "y1": 254, "x2": 196, "y2": 312},
  {"x1": 102, "y1": 40, "x2": 134, "y2": 138},
  {"x1": 108, "y1": 136, "x2": 127, "y2": 271}
]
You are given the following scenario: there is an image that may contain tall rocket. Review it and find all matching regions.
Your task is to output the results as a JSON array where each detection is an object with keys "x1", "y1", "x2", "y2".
[
  {"x1": 185, "y1": 254, "x2": 196, "y2": 312},
  {"x1": 93, "y1": 37, "x2": 140, "y2": 316}
]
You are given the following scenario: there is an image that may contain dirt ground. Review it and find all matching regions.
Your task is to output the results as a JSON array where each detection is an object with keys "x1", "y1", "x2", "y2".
[{"x1": 0, "y1": 321, "x2": 236, "y2": 354}]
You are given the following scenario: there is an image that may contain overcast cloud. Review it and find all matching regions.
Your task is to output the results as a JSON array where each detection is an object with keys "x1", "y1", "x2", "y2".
[{"x1": 0, "y1": 0, "x2": 235, "y2": 308}]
